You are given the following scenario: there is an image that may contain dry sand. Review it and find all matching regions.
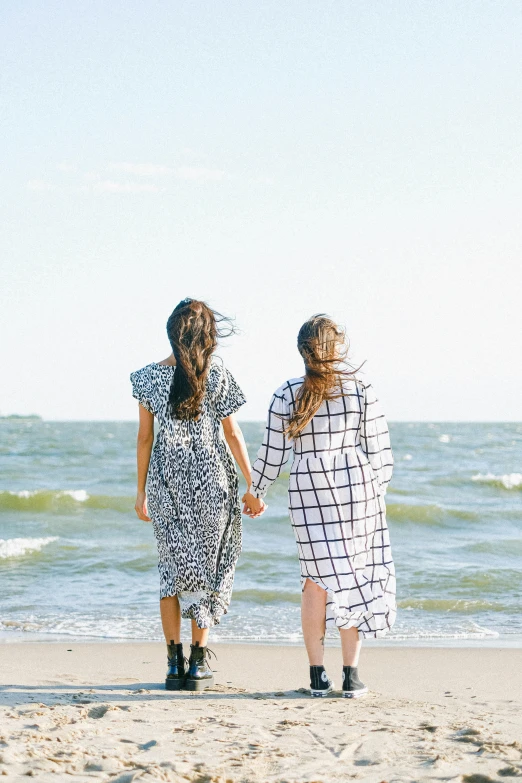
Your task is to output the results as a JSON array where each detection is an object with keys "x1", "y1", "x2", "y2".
[{"x1": 0, "y1": 642, "x2": 521, "y2": 782}]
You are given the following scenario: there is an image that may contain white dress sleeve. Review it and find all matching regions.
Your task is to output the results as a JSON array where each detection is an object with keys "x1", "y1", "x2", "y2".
[
  {"x1": 250, "y1": 388, "x2": 293, "y2": 499},
  {"x1": 359, "y1": 382, "x2": 394, "y2": 495},
  {"x1": 209, "y1": 364, "x2": 247, "y2": 420},
  {"x1": 130, "y1": 365, "x2": 158, "y2": 415}
]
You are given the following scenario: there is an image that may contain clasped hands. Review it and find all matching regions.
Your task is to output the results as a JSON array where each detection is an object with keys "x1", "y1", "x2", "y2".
[{"x1": 242, "y1": 490, "x2": 267, "y2": 518}]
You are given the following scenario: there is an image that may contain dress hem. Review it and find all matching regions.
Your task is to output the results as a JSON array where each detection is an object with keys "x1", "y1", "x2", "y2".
[
  {"x1": 302, "y1": 575, "x2": 396, "y2": 639},
  {"x1": 159, "y1": 588, "x2": 230, "y2": 629}
]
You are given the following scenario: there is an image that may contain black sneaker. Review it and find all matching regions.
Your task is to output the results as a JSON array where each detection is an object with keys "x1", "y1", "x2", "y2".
[
  {"x1": 165, "y1": 641, "x2": 185, "y2": 691},
  {"x1": 342, "y1": 666, "x2": 368, "y2": 699},
  {"x1": 310, "y1": 666, "x2": 334, "y2": 698},
  {"x1": 184, "y1": 642, "x2": 215, "y2": 691}
]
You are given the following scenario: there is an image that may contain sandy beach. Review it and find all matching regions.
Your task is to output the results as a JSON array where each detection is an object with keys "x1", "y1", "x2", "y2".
[{"x1": 0, "y1": 643, "x2": 521, "y2": 782}]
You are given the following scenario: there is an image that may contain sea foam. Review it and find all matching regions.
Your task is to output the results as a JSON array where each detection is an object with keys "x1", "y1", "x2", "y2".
[
  {"x1": 0, "y1": 536, "x2": 58, "y2": 559},
  {"x1": 0, "y1": 489, "x2": 135, "y2": 513},
  {"x1": 12, "y1": 489, "x2": 89, "y2": 501},
  {"x1": 472, "y1": 472, "x2": 522, "y2": 490}
]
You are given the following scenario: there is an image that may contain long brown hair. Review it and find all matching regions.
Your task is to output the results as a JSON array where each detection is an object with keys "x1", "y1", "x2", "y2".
[
  {"x1": 284, "y1": 314, "x2": 361, "y2": 439},
  {"x1": 167, "y1": 298, "x2": 235, "y2": 420}
]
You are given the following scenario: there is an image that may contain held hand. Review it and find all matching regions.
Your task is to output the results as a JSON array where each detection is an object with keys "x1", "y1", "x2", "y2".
[
  {"x1": 241, "y1": 491, "x2": 267, "y2": 518},
  {"x1": 135, "y1": 491, "x2": 151, "y2": 522}
]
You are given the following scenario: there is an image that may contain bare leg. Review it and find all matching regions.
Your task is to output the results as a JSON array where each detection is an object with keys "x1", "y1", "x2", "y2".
[
  {"x1": 340, "y1": 627, "x2": 362, "y2": 666},
  {"x1": 160, "y1": 596, "x2": 181, "y2": 644},
  {"x1": 301, "y1": 578, "x2": 327, "y2": 665},
  {"x1": 191, "y1": 621, "x2": 209, "y2": 647}
]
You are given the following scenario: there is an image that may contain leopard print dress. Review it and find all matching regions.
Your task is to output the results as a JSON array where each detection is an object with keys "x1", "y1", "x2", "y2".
[{"x1": 130, "y1": 360, "x2": 246, "y2": 628}]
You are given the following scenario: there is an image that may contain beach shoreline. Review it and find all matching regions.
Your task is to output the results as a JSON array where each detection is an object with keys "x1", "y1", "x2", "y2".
[
  {"x1": 1, "y1": 642, "x2": 521, "y2": 781},
  {"x1": 2, "y1": 630, "x2": 522, "y2": 648}
]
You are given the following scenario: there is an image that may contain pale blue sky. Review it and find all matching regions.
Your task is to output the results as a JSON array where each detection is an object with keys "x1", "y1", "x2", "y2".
[{"x1": 1, "y1": 1, "x2": 521, "y2": 420}]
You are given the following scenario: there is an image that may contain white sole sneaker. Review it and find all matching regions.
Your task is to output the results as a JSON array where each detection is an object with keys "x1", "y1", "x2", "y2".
[
  {"x1": 342, "y1": 686, "x2": 368, "y2": 699},
  {"x1": 310, "y1": 682, "x2": 334, "y2": 698}
]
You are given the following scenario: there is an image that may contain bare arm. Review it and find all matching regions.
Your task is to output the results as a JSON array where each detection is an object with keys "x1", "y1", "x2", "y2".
[
  {"x1": 135, "y1": 404, "x2": 154, "y2": 521},
  {"x1": 222, "y1": 415, "x2": 265, "y2": 517},
  {"x1": 222, "y1": 414, "x2": 252, "y2": 488}
]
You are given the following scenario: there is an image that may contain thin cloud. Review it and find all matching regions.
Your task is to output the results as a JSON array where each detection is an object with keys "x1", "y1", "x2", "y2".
[
  {"x1": 108, "y1": 162, "x2": 230, "y2": 181},
  {"x1": 57, "y1": 162, "x2": 77, "y2": 173},
  {"x1": 108, "y1": 162, "x2": 174, "y2": 177},
  {"x1": 176, "y1": 166, "x2": 228, "y2": 182},
  {"x1": 25, "y1": 161, "x2": 232, "y2": 195},
  {"x1": 93, "y1": 180, "x2": 162, "y2": 193},
  {"x1": 27, "y1": 179, "x2": 53, "y2": 191},
  {"x1": 251, "y1": 175, "x2": 275, "y2": 185}
]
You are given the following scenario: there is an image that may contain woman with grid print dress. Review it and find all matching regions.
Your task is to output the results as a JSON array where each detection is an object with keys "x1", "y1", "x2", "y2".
[{"x1": 243, "y1": 315, "x2": 396, "y2": 698}]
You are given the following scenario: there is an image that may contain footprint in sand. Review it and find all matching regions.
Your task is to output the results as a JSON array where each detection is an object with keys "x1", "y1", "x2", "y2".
[
  {"x1": 84, "y1": 762, "x2": 105, "y2": 772},
  {"x1": 207, "y1": 683, "x2": 247, "y2": 694},
  {"x1": 113, "y1": 678, "x2": 140, "y2": 684},
  {"x1": 419, "y1": 722, "x2": 439, "y2": 733},
  {"x1": 454, "y1": 727, "x2": 482, "y2": 744},
  {"x1": 87, "y1": 704, "x2": 111, "y2": 719},
  {"x1": 138, "y1": 740, "x2": 158, "y2": 751}
]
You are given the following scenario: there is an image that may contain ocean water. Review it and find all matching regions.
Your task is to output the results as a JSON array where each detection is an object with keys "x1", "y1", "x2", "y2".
[{"x1": 0, "y1": 419, "x2": 521, "y2": 646}]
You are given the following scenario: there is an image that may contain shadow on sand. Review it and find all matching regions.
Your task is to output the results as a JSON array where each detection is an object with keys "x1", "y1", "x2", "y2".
[{"x1": 0, "y1": 682, "x2": 317, "y2": 704}]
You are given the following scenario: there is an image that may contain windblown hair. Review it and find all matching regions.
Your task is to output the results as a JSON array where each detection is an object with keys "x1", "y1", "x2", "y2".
[
  {"x1": 167, "y1": 298, "x2": 235, "y2": 420},
  {"x1": 285, "y1": 314, "x2": 362, "y2": 440}
]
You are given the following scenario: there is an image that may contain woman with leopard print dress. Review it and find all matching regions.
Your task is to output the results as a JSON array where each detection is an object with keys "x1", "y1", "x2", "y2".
[{"x1": 131, "y1": 299, "x2": 257, "y2": 691}]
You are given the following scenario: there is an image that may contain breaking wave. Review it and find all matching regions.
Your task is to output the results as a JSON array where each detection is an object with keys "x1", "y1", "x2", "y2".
[
  {"x1": 471, "y1": 473, "x2": 522, "y2": 490},
  {"x1": 386, "y1": 502, "x2": 477, "y2": 525},
  {"x1": 0, "y1": 536, "x2": 58, "y2": 559},
  {"x1": 0, "y1": 490, "x2": 131, "y2": 513}
]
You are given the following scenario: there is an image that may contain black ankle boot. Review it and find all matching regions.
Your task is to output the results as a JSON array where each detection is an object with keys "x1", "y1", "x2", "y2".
[
  {"x1": 165, "y1": 640, "x2": 185, "y2": 691},
  {"x1": 310, "y1": 665, "x2": 334, "y2": 698},
  {"x1": 184, "y1": 642, "x2": 215, "y2": 691},
  {"x1": 342, "y1": 666, "x2": 368, "y2": 699}
]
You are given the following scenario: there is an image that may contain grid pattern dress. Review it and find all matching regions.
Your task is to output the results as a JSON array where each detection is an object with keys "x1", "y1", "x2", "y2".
[{"x1": 250, "y1": 376, "x2": 396, "y2": 638}]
